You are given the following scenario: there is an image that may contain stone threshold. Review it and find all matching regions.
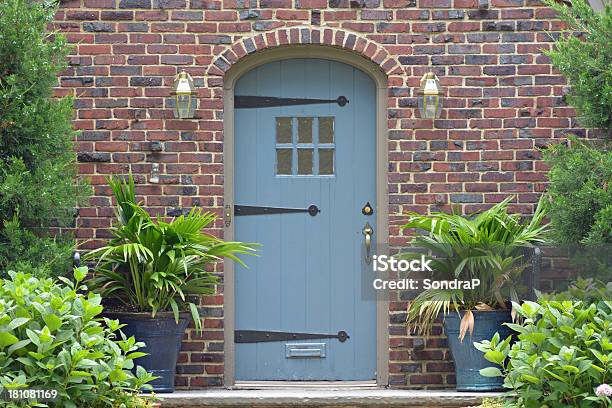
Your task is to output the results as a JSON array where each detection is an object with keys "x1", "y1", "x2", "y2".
[{"x1": 156, "y1": 388, "x2": 502, "y2": 407}]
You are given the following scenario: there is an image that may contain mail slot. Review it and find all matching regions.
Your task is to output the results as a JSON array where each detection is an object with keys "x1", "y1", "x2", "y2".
[{"x1": 285, "y1": 343, "x2": 326, "y2": 358}]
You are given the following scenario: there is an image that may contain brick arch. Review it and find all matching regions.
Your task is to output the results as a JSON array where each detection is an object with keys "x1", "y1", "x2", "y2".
[{"x1": 206, "y1": 26, "x2": 402, "y2": 78}]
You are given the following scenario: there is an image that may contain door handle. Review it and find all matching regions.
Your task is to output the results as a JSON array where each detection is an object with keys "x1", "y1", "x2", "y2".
[{"x1": 362, "y1": 222, "x2": 373, "y2": 264}]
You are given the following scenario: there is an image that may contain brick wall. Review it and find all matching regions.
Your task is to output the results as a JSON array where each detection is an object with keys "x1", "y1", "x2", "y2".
[{"x1": 54, "y1": 0, "x2": 588, "y2": 389}]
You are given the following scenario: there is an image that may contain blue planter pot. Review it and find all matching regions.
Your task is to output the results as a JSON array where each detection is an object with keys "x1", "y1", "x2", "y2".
[
  {"x1": 105, "y1": 312, "x2": 189, "y2": 393},
  {"x1": 443, "y1": 310, "x2": 513, "y2": 392}
]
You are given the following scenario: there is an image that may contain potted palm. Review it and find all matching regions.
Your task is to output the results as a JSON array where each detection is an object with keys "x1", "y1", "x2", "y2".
[
  {"x1": 401, "y1": 196, "x2": 548, "y2": 391},
  {"x1": 85, "y1": 174, "x2": 255, "y2": 392}
]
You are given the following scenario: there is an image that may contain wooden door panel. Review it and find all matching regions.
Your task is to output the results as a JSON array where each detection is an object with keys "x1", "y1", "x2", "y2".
[{"x1": 235, "y1": 59, "x2": 376, "y2": 381}]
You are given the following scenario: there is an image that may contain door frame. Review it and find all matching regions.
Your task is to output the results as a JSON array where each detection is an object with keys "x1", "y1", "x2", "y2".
[{"x1": 222, "y1": 46, "x2": 389, "y2": 386}]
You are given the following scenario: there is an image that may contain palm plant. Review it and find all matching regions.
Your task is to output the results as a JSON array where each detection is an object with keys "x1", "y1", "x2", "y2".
[
  {"x1": 85, "y1": 174, "x2": 255, "y2": 332},
  {"x1": 401, "y1": 196, "x2": 549, "y2": 340}
]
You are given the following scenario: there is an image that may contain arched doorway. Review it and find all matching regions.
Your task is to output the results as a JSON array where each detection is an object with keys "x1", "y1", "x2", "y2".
[{"x1": 222, "y1": 46, "x2": 389, "y2": 385}]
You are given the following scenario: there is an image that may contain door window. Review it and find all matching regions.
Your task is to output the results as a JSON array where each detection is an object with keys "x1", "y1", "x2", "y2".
[{"x1": 275, "y1": 116, "x2": 335, "y2": 176}]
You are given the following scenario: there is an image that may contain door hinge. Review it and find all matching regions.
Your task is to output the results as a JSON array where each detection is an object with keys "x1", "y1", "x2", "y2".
[
  {"x1": 234, "y1": 204, "x2": 320, "y2": 217},
  {"x1": 235, "y1": 330, "x2": 349, "y2": 343},
  {"x1": 235, "y1": 95, "x2": 349, "y2": 109}
]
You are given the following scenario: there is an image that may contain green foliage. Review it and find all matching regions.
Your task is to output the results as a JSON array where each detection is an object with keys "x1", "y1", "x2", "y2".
[
  {"x1": 85, "y1": 175, "x2": 256, "y2": 332},
  {"x1": 543, "y1": 0, "x2": 612, "y2": 132},
  {"x1": 477, "y1": 398, "x2": 509, "y2": 408},
  {"x1": 0, "y1": 267, "x2": 157, "y2": 408},
  {"x1": 0, "y1": 216, "x2": 74, "y2": 278},
  {"x1": 401, "y1": 196, "x2": 549, "y2": 339},
  {"x1": 538, "y1": 278, "x2": 612, "y2": 303},
  {"x1": 0, "y1": 0, "x2": 89, "y2": 277},
  {"x1": 544, "y1": 139, "x2": 612, "y2": 244},
  {"x1": 475, "y1": 301, "x2": 612, "y2": 408}
]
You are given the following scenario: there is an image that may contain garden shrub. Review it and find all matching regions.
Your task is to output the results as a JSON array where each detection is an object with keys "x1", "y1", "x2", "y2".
[
  {"x1": 478, "y1": 399, "x2": 506, "y2": 408},
  {"x1": 537, "y1": 278, "x2": 612, "y2": 304},
  {"x1": 476, "y1": 300, "x2": 612, "y2": 408},
  {"x1": 543, "y1": 139, "x2": 612, "y2": 244},
  {"x1": 544, "y1": 0, "x2": 612, "y2": 133},
  {"x1": 0, "y1": 0, "x2": 89, "y2": 277},
  {"x1": 0, "y1": 267, "x2": 156, "y2": 408}
]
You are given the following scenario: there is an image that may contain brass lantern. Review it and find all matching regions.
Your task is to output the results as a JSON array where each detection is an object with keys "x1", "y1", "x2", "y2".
[
  {"x1": 172, "y1": 71, "x2": 195, "y2": 119},
  {"x1": 416, "y1": 72, "x2": 443, "y2": 119}
]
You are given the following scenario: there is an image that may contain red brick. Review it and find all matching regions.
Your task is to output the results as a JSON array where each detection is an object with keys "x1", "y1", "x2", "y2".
[
  {"x1": 384, "y1": 0, "x2": 416, "y2": 6},
  {"x1": 79, "y1": 45, "x2": 112, "y2": 54},
  {"x1": 412, "y1": 22, "x2": 446, "y2": 32},
  {"x1": 448, "y1": 21, "x2": 480, "y2": 31},
  {"x1": 205, "y1": 10, "x2": 236, "y2": 20},
  {"x1": 419, "y1": 0, "x2": 451, "y2": 6},
  {"x1": 57, "y1": 0, "x2": 581, "y2": 390},
  {"x1": 296, "y1": 0, "x2": 327, "y2": 7},
  {"x1": 454, "y1": 0, "x2": 477, "y2": 6},
  {"x1": 276, "y1": 9, "x2": 309, "y2": 20},
  {"x1": 135, "y1": 10, "x2": 168, "y2": 20}
]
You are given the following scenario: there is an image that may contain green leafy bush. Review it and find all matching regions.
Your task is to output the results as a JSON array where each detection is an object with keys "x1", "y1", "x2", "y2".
[
  {"x1": 544, "y1": 0, "x2": 612, "y2": 132},
  {"x1": 476, "y1": 300, "x2": 612, "y2": 408},
  {"x1": 477, "y1": 399, "x2": 507, "y2": 408},
  {"x1": 538, "y1": 278, "x2": 612, "y2": 303},
  {"x1": 0, "y1": 267, "x2": 156, "y2": 408},
  {"x1": 544, "y1": 139, "x2": 612, "y2": 244},
  {"x1": 0, "y1": 0, "x2": 89, "y2": 277},
  {"x1": 85, "y1": 175, "x2": 256, "y2": 331}
]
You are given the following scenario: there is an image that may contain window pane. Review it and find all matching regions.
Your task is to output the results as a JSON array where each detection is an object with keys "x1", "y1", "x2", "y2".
[
  {"x1": 276, "y1": 149, "x2": 292, "y2": 175},
  {"x1": 319, "y1": 148, "x2": 334, "y2": 175},
  {"x1": 276, "y1": 117, "x2": 292, "y2": 144},
  {"x1": 297, "y1": 148, "x2": 313, "y2": 175},
  {"x1": 319, "y1": 117, "x2": 334, "y2": 144},
  {"x1": 297, "y1": 117, "x2": 313, "y2": 143}
]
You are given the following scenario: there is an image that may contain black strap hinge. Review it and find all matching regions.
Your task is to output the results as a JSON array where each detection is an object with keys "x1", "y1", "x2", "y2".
[
  {"x1": 234, "y1": 204, "x2": 320, "y2": 217},
  {"x1": 235, "y1": 95, "x2": 348, "y2": 109},
  {"x1": 235, "y1": 330, "x2": 349, "y2": 343}
]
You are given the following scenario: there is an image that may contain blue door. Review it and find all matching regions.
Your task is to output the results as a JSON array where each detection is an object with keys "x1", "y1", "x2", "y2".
[{"x1": 234, "y1": 58, "x2": 377, "y2": 381}]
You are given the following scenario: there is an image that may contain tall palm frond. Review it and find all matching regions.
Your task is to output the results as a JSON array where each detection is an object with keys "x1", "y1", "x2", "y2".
[
  {"x1": 108, "y1": 173, "x2": 138, "y2": 226},
  {"x1": 85, "y1": 174, "x2": 257, "y2": 333},
  {"x1": 402, "y1": 195, "x2": 549, "y2": 339}
]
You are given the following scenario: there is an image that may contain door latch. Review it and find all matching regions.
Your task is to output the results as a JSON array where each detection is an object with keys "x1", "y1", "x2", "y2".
[{"x1": 224, "y1": 204, "x2": 232, "y2": 227}]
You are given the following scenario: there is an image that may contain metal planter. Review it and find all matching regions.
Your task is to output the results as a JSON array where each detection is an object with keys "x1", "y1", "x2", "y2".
[
  {"x1": 105, "y1": 312, "x2": 189, "y2": 393},
  {"x1": 443, "y1": 310, "x2": 513, "y2": 392}
]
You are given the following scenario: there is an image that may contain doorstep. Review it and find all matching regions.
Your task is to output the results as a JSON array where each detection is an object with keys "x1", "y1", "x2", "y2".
[{"x1": 156, "y1": 388, "x2": 502, "y2": 407}]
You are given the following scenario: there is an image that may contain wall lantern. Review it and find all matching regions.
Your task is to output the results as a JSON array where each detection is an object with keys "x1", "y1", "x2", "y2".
[
  {"x1": 416, "y1": 72, "x2": 443, "y2": 119},
  {"x1": 172, "y1": 71, "x2": 195, "y2": 119}
]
